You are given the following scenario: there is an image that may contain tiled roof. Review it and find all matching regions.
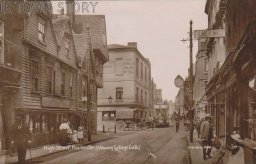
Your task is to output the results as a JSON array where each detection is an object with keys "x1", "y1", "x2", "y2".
[{"x1": 52, "y1": 16, "x2": 77, "y2": 68}]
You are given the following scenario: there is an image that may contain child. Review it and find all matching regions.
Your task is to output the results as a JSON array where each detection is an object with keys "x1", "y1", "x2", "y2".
[
  {"x1": 77, "y1": 126, "x2": 84, "y2": 143},
  {"x1": 212, "y1": 139, "x2": 225, "y2": 164},
  {"x1": 72, "y1": 130, "x2": 79, "y2": 144}
]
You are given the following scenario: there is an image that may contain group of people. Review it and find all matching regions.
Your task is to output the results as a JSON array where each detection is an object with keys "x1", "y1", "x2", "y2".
[
  {"x1": 198, "y1": 114, "x2": 225, "y2": 164},
  {"x1": 8, "y1": 116, "x2": 86, "y2": 164},
  {"x1": 59, "y1": 118, "x2": 85, "y2": 145}
]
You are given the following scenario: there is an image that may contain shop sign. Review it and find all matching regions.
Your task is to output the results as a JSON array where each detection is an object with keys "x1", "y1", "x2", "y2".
[{"x1": 194, "y1": 29, "x2": 225, "y2": 39}]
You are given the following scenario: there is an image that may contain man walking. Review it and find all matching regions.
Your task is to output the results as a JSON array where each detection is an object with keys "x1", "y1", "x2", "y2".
[
  {"x1": 10, "y1": 115, "x2": 32, "y2": 164},
  {"x1": 175, "y1": 114, "x2": 180, "y2": 133},
  {"x1": 200, "y1": 114, "x2": 213, "y2": 160}
]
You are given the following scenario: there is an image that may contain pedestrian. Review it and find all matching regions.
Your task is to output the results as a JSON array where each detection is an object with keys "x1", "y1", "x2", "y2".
[
  {"x1": 77, "y1": 126, "x2": 84, "y2": 143},
  {"x1": 197, "y1": 118, "x2": 204, "y2": 138},
  {"x1": 200, "y1": 114, "x2": 213, "y2": 160},
  {"x1": 72, "y1": 130, "x2": 79, "y2": 144},
  {"x1": 175, "y1": 115, "x2": 180, "y2": 133},
  {"x1": 59, "y1": 118, "x2": 72, "y2": 145},
  {"x1": 212, "y1": 138, "x2": 225, "y2": 164},
  {"x1": 10, "y1": 115, "x2": 32, "y2": 164},
  {"x1": 151, "y1": 117, "x2": 155, "y2": 130}
]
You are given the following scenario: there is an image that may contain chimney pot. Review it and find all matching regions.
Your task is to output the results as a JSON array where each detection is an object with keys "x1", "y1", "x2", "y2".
[{"x1": 127, "y1": 42, "x2": 137, "y2": 48}]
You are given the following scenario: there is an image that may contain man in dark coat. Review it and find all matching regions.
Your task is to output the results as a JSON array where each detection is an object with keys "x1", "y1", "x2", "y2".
[
  {"x1": 200, "y1": 114, "x2": 213, "y2": 160},
  {"x1": 10, "y1": 116, "x2": 32, "y2": 164},
  {"x1": 175, "y1": 114, "x2": 180, "y2": 133}
]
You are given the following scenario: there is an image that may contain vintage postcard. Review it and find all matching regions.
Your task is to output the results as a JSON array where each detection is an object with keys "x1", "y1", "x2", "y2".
[{"x1": 0, "y1": 0, "x2": 253, "y2": 163}]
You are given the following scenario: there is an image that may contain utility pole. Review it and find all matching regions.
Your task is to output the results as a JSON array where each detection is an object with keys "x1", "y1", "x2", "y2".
[
  {"x1": 86, "y1": 25, "x2": 92, "y2": 142},
  {"x1": 189, "y1": 20, "x2": 194, "y2": 142}
]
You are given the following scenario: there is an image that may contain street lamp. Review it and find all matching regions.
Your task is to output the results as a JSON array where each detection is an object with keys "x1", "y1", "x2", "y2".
[
  {"x1": 86, "y1": 24, "x2": 92, "y2": 142},
  {"x1": 108, "y1": 96, "x2": 113, "y2": 103}
]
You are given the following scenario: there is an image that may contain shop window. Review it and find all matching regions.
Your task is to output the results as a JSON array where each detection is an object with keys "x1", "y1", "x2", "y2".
[
  {"x1": 31, "y1": 115, "x2": 41, "y2": 133},
  {"x1": 102, "y1": 111, "x2": 116, "y2": 121},
  {"x1": 28, "y1": 114, "x2": 49, "y2": 133},
  {"x1": 247, "y1": 78, "x2": 256, "y2": 140},
  {"x1": 41, "y1": 115, "x2": 48, "y2": 132}
]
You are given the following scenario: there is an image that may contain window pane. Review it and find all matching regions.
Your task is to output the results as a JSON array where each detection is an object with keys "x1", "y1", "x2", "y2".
[
  {"x1": 32, "y1": 60, "x2": 39, "y2": 91},
  {"x1": 116, "y1": 87, "x2": 123, "y2": 101},
  {"x1": 38, "y1": 18, "x2": 45, "y2": 42},
  {"x1": 61, "y1": 72, "x2": 65, "y2": 96},
  {"x1": 46, "y1": 66, "x2": 53, "y2": 94}
]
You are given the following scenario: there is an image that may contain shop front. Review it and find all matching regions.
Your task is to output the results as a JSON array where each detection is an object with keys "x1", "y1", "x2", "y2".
[
  {"x1": 230, "y1": 19, "x2": 256, "y2": 164},
  {"x1": 97, "y1": 106, "x2": 136, "y2": 131},
  {"x1": 14, "y1": 109, "x2": 86, "y2": 148}
]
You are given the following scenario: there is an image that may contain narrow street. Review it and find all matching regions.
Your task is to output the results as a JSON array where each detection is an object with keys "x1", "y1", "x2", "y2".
[{"x1": 43, "y1": 125, "x2": 189, "y2": 164}]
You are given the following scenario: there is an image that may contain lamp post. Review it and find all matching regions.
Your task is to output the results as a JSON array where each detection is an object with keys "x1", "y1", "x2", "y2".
[
  {"x1": 181, "y1": 20, "x2": 194, "y2": 142},
  {"x1": 86, "y1": 25, "x2": 92, "y2": 142},
  {"x1": 189, "y1": 20, "x2": 194, "y2": 143},
  {"x1": 108, "y1": 96, "x2": 113, "y2": 103}
]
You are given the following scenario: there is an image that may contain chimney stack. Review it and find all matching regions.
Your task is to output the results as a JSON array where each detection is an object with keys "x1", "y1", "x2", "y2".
[{"x1": 127, "y1": 42, "x2": 137, "y2": 48}]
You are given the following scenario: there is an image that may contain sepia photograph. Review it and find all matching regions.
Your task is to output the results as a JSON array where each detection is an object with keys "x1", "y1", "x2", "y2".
[{"x1": 0, "y1": 0, "x2": 255, "y2": 163}]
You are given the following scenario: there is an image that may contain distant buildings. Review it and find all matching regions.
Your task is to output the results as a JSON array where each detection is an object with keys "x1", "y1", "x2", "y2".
[
  {"x1": 97, "y1": 42, "x2": 153, "y2": 131},
  {"x1": 155, "y1": 89, "x2": 163, "y2": 104}
]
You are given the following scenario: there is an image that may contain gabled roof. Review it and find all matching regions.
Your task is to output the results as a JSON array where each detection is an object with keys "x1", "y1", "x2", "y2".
[
  {"x1": 52, "y1": 16, "x2": 77, "y2": 69},
  {"x1": 52, "y1": 16, "x2": 70, "y2": 45}
]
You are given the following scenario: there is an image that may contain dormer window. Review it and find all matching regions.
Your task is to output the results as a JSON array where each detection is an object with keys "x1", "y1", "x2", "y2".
[
  {"x1": 65, "y1": 40, "x2": 70, "y2": 58},
  {"x1": 38, "y1": 17, "x2": 46, "y2": 43}
]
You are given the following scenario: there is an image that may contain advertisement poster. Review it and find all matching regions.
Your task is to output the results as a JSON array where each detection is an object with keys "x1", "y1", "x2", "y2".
[{"x1": 0, "y1": 0, "x2": 254, "y2": 163}]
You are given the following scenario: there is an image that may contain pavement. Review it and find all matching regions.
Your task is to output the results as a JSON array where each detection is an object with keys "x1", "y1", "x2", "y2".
[
  {"x1": 187, "y1": 129, "x2": 212, "y2": 164},
  {"x1": 0, "y1": 131, "x2": 135, "y2": 164},
  {"x1": 187, "y1": 127, "x2": 243, "y2": 164}
]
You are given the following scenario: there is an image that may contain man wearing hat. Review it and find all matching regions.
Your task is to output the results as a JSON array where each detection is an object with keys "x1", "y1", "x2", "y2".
[
  {"x1": 10, "y1": 115, "x2": 32, "y2": 164},
  {"x1": 200, "y1": 114, "x2": 213, "y2": 160}
]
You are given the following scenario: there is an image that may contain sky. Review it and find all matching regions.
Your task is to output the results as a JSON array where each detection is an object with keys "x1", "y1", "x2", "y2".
[{"x1": 52, "y1": 0, "x2": 208, "y2": 101}]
